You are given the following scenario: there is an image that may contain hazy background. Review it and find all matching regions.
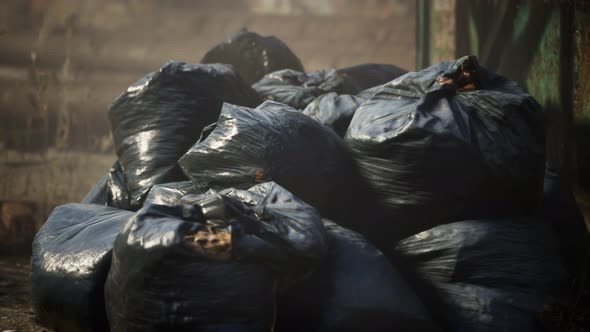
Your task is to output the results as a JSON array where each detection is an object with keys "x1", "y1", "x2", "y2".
[{"x1": 0, "y1": 0, "x2": 416, "y2": 231}]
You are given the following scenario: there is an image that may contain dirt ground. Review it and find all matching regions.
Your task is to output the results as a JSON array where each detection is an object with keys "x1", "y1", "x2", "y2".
[{"x1": 0, "y1": 255, "x2": 47, "y2": 332}]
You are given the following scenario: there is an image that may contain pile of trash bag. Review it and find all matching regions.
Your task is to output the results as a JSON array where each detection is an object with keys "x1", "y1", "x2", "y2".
[
  {"x1": 178, "y1": 100, "x2": 382, "y2": 235},
  {"x1": 108, "y1": 61, "x2": 261, "y2": 209},
  {"x1": 30, "y1": 27, "x2": 580, "y2": 331},
  {"x1": 345, "y1": 55, "x2": 546, "y2": 240},
  {"x1": 201, "y1": 28, "x2": 305, "y2": 84}
]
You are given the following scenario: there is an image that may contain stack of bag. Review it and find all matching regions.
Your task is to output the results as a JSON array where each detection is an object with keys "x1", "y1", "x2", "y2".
[{"x1": 31, "y1": 30, "x2": 585, "y2": 332}]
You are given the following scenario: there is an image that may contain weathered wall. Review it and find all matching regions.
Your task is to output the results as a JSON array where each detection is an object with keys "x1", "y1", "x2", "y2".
[{"x1": 0, "y1": 0, "x2": 416, "y2": 221}]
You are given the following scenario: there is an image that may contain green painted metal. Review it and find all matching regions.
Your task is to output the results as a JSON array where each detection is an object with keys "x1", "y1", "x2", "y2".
[{"x1": 418, "y1": 0, "x2": 590, "y2": 191}]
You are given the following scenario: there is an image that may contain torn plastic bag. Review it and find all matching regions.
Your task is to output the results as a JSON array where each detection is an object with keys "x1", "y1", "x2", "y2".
[
  {"x1": 276, "y1": 220, "x2": 439, "y2": 332},
  {"x1": 252, "y1": 69, "x2": 361, "y2": 109},
  {"x1": 31, "y1": 203, "x2": 133, "y2": 332},
  {"x1": 542, "y1": 164, "x2": 588, "y2": 277},
  {"x1": 201, "y1": 28, "x2": 305, "y2": 84},
  {"x1": 336, "y1": 63, "x2": 408, "y2": 91},
  {"x1": 108, "y1": 61, "x2": 261, "y2": 209},
  {"x1": 105, "y1": 182, "x2": 327, "y2": 331},
  {"x1": 302, "y1": 92, "x2": 365, "y2": 137},
  {"x1": 395, "y1": 217, "x2": 568, "y2": 332},
  {"x1": 345, "y1": 56, "x2": 545, "y2": 240},
  {"x1": 178, "y1": 101, "x2": 381, "y2": 236}
]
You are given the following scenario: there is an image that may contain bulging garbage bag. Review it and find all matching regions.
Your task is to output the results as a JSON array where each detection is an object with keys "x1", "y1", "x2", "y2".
[
  {"x1": 395, "y1": 217, "x2": 568, "y2": 332},
  {"x1": 31, "y1": 203, "x2": 133, "y2": 332},
  {"x1": 178, "y1": 101, "x2": 381, "y2": 236},
  {"x1": 108, "y1": 61, "x2": 261, "y2": 208},
  {"x1": 201, "y1": 28, "x2": 304, "y2": 84},
  {"x1": 276, "y1": 220, "x2": 439, "y2": 332},
  {"x1": 345, "y1": 55, "x2": 545, "y2": 239},
  {"x1": 105, "y1": 182, "x2": 327, "y2": 332}
]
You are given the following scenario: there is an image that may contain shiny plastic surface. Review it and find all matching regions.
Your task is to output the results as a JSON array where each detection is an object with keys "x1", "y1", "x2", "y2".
[
  {"x1": 302, "y1": 92, "x2": 365, "y2": 137},
  {"x1": 179, "y1": 101, "x2": 381, "y2": 235},
  {"x1": 108, "y1": 61, "x2": 261, "y2": 208},
  {"x1": 105, "y1": 182, "x2": 327, "y2": 331},
  {"x1": 31, "y1": 203, "x2": 133, "y2": 332},
  {"x1": 252, "y1": 69, "x2": 361, "y2": 109}
]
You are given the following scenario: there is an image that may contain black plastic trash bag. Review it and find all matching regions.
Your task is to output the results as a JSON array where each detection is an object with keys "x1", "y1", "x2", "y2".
[
  {"x1": 201, "y1": 28, "x2": 305, "y2": 84},
  {"x1": 302, "y1": 92, "x2": 365, "y2": 137},
  {"x1": 345, "y1": 56, "x2": 545, "y2": 240},
  {"x1": 105, "y1": 181, "x2": 327, "y2": 332},
  {"x1": 395, "y1": 217, "x2": 568, "y2": 332},
  {"x1": 109, "y1": 61, "x2": 261, "y2": 209},
  {"x1": 252, "y1": 69, "x2": 361, "y2": 109},
  {"x1": 31, "y1": 203, "x2": 133, "y2": 332},
  {"x1": 276, "y1": 220, "x2": 439, "y2": 332},
  {"x1": 336, "y1": 63, "x2": 408, "y2": 91},
  {"x1": 179, "y1": 101, "x2": 381, "y2": 236}
]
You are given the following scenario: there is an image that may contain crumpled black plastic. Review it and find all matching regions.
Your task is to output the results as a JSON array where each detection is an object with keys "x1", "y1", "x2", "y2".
[
  {"x1": 345, "y1": 56, "x2": 545, "y2": 240},
  {"x1": 178, "y1": 101, "x2": 381, "y2": 236},
  {"x1": 108, "y1": 61, "x2": 261, "y2": 209},
  {"x1": 201, "y1": 28, "x2": 305, "y2": 84},
  {"x1": 252, "y1": 69, "x2": 361, "y2": 109},
  {"x1": 395, "y1": 217, "x2": 567, "y2": 332},
  {"x1": 302, "y1": 92, "x2": 365, "y2": 137},
  {"x1": 276, "y1": 220, "x2": 439, "y2": 332},
  {"x1": 81, "y1": 161, "x2": 134, "y2": 210},
  {"x1": 31, "y1": 203, "x2": 133, "y2": 332},
  {"x1": 144, "y1": 180, "x2": 198, "y2": 205},
  {"x1": 105, "y1": 181, "x2": 327, "y2": 331},
  {"x1": 336, "y1": 63, "x2": 408, "y2": 91}
]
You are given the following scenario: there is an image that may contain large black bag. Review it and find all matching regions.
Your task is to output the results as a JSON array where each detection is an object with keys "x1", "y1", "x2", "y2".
[
  {"x1": 276, "y1": 220, "x2": 439, "y2": 332},
  {"x1": 31, "y1": 203, "x2": 133, "y2": 332},
  {"x1": 201, "y1": 28, "x2": 305, "y2": 84},
  {"x1": 336, "y1": 63, "x2": 408, "y2": 91},
  {"x1": 108, "y1": 61, "x2": 261, "y2": 208},
  {"x1": 252, "y1": 69, "x2": 361, "y2": 109},
  {"x1": 395, "y1": 217, "x2": 568, "y2": 332},
  {"x1": 345, "y1": 56, "x2": 545, "y2": 240},
  {"x1": 105, "y1": 182, "x2": 327, "y2": 332},
  {"x1": 178, "y1": 101, "x2": 381, "y2": 236}
]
